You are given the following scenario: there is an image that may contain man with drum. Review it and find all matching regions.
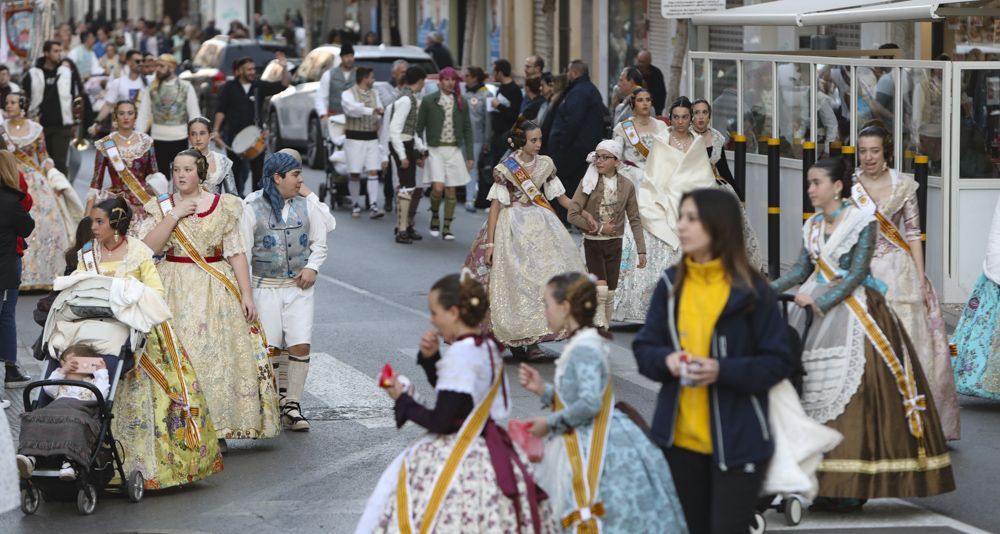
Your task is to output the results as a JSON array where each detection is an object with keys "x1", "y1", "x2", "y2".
[
  {"x1": 213, "y1": 53, "x2": 290, "y2": 195},
  {"x1": 136, "y1": 54, "x2": 200, "y2": 174}
]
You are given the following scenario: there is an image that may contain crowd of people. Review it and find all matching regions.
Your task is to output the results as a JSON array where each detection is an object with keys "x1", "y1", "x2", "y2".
[{"x1": 0, "y1": 16, "x2": 999, "y2": 534}]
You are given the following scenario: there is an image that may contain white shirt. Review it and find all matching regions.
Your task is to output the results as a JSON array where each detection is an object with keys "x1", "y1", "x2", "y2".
[
  {"x1": 387, "y1": 94, "x2": 426, "y2": 158},
  {"x1": 68, "y1": 45, "x2": 104, "y2": 78},
  {"x1": 43, "y1": 368, "x2": 110, "y2": 401},
  {"x1": 105, "y1": 73, "x2": 146, "y2": 105},
  {"x1": 314, "y1": 68, "x2": 354, "y2": 117},
  {"x1": 135, "y1": 78, "x2": 201, "y2": 140},
  {"x1": 239, "y1": 192, "x2": 335, "y2": 274},
  {"x1": 341, "y1": 86, "x2": 383, "y2": 118}
]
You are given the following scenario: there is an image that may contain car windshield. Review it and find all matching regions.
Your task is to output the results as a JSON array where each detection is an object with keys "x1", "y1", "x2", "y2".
[{"x1": 192, "y1": 41, "x2": 224, "y2": 70}]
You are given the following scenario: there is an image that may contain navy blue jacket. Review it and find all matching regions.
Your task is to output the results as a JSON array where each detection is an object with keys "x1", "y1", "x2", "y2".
[
  {"x1": 633, "y1": 268, "x2": 791, "y2": 470},
  {"x1": 548, "y1": 74, "x2": 606, "y2": 179}
]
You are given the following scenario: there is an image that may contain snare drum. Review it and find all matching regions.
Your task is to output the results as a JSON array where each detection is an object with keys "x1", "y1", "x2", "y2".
[{"x1": 232, "y1": 126, "x2": 267, "y2": 160}]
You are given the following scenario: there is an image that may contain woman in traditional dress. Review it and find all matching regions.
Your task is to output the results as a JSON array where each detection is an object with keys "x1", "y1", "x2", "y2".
[
  {"x1": 142, "y1": 149, "x2": 280, "y2": 449},
  {"x1": 464, "y1": 118, "x2": 586, "y2": 359},
  {"x1": 773, "y1": 157, "x2": 954, "y2": 511},
  {"x1": 612, "y1": 96, "x2": 716, "y2": 323},
  {"x1": 951, "y1": 197, "x2": 1000, "y2": 399},
  {"x1": 852, "y1": 122, "x2": 960, "y2": 440},
  {"x1": 83, "y1": 196, "x2": 222, "y2": 490},
  {"x1": 610, "y1": 87, "x2": 665, "y2": 322},
  {"x1": 519, "y1": 272, "x2": 687, "y2": 533},
  {"x1": 357, "y1": 272, "x2": 556, "y2": 533},
  {"x1": 88, "y1": 99, "x2": 165, "y2": 238},
  {"x1": 691, "y1": 98, "x2": 763, "y2": 271},
  {"x1": 187, "y1": 116, "x2": 237, "y2": 195},
  {"x1": 2, "y1": 92, "x2": 83, "y2": 290}
]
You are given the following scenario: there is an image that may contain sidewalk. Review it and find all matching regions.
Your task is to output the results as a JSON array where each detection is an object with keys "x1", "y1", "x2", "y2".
[{"x1": 3, "y1": 333, "x2": 44, "y2": 444}]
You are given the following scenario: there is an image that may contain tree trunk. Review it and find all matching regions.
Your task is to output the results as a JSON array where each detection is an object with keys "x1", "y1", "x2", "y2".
[
  {"x1": 381, "y1": 0, "x2": 392, "y2": 46},
  {"x1": 461, "y1": 0, "x2": 479, "y2": 68},
  {"x1": 667, "y1": 19, "x2": 689, "y2": 101}
]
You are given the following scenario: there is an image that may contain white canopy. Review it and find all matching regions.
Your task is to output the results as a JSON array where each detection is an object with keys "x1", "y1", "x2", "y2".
[{"x1": 690, "y1": 0, "x2": 970, "y2": 26}]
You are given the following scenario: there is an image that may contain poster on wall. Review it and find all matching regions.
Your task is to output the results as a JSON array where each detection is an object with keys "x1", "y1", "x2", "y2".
[
  {"x1": 4, "y1": 4, "x2": 33, "y2": 58},
  {"x1": 661, "y1": 0, "x2": 726, "y2": 19},
  {"x1": 488, "y1": 0, "x2": 500, "y2": 64},
  {"x1": 417, "y1": 0, "x2": 448, "y2": 48},
  {"x1": 216, "y1": 0, "x2": 248, "y2": 36}
]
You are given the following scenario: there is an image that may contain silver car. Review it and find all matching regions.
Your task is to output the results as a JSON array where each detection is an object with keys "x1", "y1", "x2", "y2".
[{"x1": 266, "y1": 45, "x2": 439, "y2": 168}]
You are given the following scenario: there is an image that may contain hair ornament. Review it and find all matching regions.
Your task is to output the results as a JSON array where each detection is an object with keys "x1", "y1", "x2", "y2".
[
  {"x1": 469, "y1": 297, "x2": 480, "y2": 307},
  {"x1": 459, "y1": 267, "x2": 476, "y2": 283},
  {"x1": 583, "y1": 301, "x2": 593, "y2": 309}
]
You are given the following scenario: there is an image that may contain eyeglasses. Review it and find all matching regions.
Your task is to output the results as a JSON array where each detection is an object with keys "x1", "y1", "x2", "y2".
[{"x1": 595, "y1": 154, "x2": 617, "y2": 161}]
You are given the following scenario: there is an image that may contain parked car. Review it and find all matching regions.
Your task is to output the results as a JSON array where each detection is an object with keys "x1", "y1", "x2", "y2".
[
  {"x1": 180, "y1": 35, "x2": 299, "y2": 119},
  {"x1": 266, "y1": 45, "x2": 439, "y2": 169}
]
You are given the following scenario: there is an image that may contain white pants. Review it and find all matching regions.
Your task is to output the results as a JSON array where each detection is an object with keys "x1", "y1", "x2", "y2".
[
  {"x1": 425, "y1": 146, "x2": 471, "y2": 187},
  {"x1": 344, "y1": 138, "x2": 381, "y2": 174},
  {"x1": 254, "y1": 285, "x2": 315, "y2": 348}
]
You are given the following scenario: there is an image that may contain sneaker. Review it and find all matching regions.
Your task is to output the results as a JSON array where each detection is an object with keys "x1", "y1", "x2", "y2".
[
  {"x1": 351, "y1": 205, "x2": 362, "y2": 218},
  {"x1": 281, "y1": 401, "x2": 310, "y2": 432},
  {"x1": 443, "y1": 232, "x2": 456, "y2": 241},
  {"x1": 395, "y1": 231, "x2": 413, "y2": 244},
  {"x1": 369, "y1": 207, "x2": 385, "y2": 219},
  {"x1": 406, "y1": 228, "x2": 423, "y2": 241},
  {"x1": 464, "y1": 202, "x2": 477, "y2": 213},
  {"x1": 59, "y1": 461, "x2": 76, "y2": 481},
  {"x1": 4, "y1": 363, "x2": 30, "y2": 387},
  {"x1": 16, "y1": 455, "x2": 34, "y2": 479},
  {"x1": 429, "y1": 225, "x2": 440, "y2": 237}
]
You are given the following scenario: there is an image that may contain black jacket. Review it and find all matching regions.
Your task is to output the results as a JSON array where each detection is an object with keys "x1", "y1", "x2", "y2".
[
  {"x1": 548, "y1": 74, "x2": 606, "y2": 185},
  {"x1": 633, "y1": 267, "x2": 791, "y2": 470},
  {"x1": 0, "y1": 187, "x2": 34, "y2": 289},
  {"x1": 425, "y1": 43, "x2": 454, "y2": 70}
]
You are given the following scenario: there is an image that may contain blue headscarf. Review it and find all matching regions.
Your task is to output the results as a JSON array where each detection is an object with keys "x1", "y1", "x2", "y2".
[{"x1": 262, "y1": 152, "x2": 301, "y2": 222}]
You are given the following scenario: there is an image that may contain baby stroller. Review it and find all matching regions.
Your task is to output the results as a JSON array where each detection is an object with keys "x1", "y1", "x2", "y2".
[
  {"x1": 20, "y1": 275, "x2": 149, "y2": 515},
  {"x1": 749, "y1": 294, "x2": 815, "y2": 533},
  {"x1": 317, "y1": 114, "x2": 349, "y2": 210}
]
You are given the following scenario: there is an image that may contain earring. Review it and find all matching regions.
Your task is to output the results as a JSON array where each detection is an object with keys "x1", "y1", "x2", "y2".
[
  {"x1": 834, "y1": 193, "x2": 840, "y2": 200},
  {"x1": 114, "y1": 230, "x2": 120, "y2": 244},
  {"x1": 881, "y1": 161, "x2": 888, "y2": 172}
]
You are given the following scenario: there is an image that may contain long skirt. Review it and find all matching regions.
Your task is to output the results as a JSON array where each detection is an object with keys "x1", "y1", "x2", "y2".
[
  {"x1": 952, "y1": 273, "x2": 1000, "y2": 399},
  {"x1": 20, "y1": 166, "x2": 71, "y2": 290},
  {"x1": 18, "y1": 398, "x2": 100, "y2": 467},
  {"x1": 613, "y1": 227, "x2": 681, "y2": 323}
]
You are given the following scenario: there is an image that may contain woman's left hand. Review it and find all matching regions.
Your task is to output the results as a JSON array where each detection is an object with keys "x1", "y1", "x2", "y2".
[
  {"x1": 526, "y1": 416, "x2": 549, "y2": 437},
  {"x1": 686, "y1": 357, "x2": 720, "y2": 385},
  {"x1": 794, "y1": 292, "x2": 818, "y2": 312},
  {"x1": 241, "y1": 294, "x2": 257, "y2": 323}
]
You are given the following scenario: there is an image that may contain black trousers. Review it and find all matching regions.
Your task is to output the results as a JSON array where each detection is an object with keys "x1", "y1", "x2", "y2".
[
  {"x1": 662, "y1": 446, "x2": 767, "y2": 534},
  {"x1": 390, "y1": 139, "x2": 418, "y2": 189},
  {"x1": 229, "y1": 149, "x2": 264, "y2": 196},
  {"x1": 44, "y1": 125, "x2": 74, "y2": 177},
  {"x1": 153, "y1": 139, "x2": 190, "y2": 178}
]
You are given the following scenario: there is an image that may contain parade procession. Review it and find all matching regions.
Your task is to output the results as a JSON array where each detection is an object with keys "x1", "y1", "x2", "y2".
[{"x1": 1, "y1": 1, "x2": 1000, "y2": 533}]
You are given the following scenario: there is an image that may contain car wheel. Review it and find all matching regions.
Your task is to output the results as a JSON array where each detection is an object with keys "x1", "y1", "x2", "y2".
[
  {"x1": 267, "y1": 109, "x2": 282, "y2": 154},
  {"x1": 306, "y1": 115, "x2": 326, "y2": 170}
]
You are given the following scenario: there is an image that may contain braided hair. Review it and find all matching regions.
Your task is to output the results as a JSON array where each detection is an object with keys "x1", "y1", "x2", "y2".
[
  {"x1": 431, "y1": 271, "x2": 490, "y2": 327},
  {"x1": 547, "y1": 272, "x2": 598, "y2": 328}
]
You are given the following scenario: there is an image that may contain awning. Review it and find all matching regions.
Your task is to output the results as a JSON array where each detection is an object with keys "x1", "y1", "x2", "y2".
[{"x1": 690, "y1": 0, "x2": 970, "y2": 26}]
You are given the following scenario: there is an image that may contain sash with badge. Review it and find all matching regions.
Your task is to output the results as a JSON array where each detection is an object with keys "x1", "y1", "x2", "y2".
[
  {"x1": 851, "y1": 182, "x2": 917, "y2": 254},
  {"x1": 502, "y1": 157, "x2": 554, "y2": 212},
  {"x1": 0, "y1": 126, "x2": 47, "y2": 175},
  {"x1": 80, "y1": 240, "x2": 100, "y2": 274},
  {"x1": 620, "y1": 120, "x2": 649, "y2": 158}
]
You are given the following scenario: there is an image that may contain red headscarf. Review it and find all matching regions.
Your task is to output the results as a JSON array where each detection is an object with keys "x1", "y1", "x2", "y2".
[{"x1": 439, "y1": 67, "x2": 464, "y2": 111}]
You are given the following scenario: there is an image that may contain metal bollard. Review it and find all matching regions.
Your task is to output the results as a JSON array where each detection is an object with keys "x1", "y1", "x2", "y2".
[
  {"x1": 733, "y1": 134, "x2": 747, "y2": 202},
  {"x1": 914, "y1": 155, "x2": 929, "y2": 254},
  {"x1": 842, "y1": 145, "x2": 856, "y2": 172},
  {"x1": 802, "y1": 141, "x2": 816, "y2": 220},
  {"x1": 830, "y1": 140, "x2": 842, "y2": 158},
  {"x1": 767, "y1": 138, "x2": 781, "y2": 280}
]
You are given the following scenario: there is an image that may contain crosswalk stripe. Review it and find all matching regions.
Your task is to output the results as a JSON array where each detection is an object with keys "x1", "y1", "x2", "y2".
[{"x1": 304, "y1": 352, "x2": 394, "y2": 428}]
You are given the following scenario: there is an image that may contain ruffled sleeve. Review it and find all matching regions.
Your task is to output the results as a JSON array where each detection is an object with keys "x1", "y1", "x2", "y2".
[
  {"x1": 543, "y1": 174, "x2": 567, "y2": 200},
  {"x1": 435, "y1": 342, "x2": 484, "y2": 397},
  {"x1": 220, "y1": 194, "x2": 246, "y2": 257},
  {"x1": 487, "y1": 181, "x2": 512, "y2": 206}
]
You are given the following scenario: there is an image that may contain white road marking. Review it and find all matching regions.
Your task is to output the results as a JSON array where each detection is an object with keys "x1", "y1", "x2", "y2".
[
  {"x1": 765, "y1": 498, "x2": 989, "y2": 533},
  {"x1": 316, "y1": 272, "x2": 429, "y2": 319},
  {"x1": 304, "y1": 351, "x2": 394, "y2": 428}
]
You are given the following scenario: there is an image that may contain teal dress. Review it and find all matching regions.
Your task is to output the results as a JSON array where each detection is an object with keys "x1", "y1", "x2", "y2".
[
  {"x1": 535, "y1": 328, "x2": 688, "y2": 533},
  {"x1": 952, "y1": 273, "x2": 1000, "y2": 399}
]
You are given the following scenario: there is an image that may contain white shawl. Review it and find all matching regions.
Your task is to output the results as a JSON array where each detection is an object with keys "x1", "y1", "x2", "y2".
[{"x1": 637, "y1": 134, "x2": 715, "y2": 248}]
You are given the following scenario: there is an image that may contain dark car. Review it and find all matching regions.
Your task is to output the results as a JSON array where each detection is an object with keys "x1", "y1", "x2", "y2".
[{"x1": 180, "y1": 36, "x2": 299, "y2": 119}]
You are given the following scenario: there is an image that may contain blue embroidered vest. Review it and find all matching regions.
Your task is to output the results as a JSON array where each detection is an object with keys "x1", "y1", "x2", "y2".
[{"x1": 250, "y1": 196, "x2": 310, "y2": 279}]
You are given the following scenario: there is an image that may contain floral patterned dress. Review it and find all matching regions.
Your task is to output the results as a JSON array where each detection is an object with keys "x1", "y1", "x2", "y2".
[
  {"x1": 204, "y1": 150, "x2": 237, "y2": 195},
  {"x1": 3, "y1": 119, "x2": 80, "y2": 290},
  {"x1": 82, "y1": 239, "x2": 223, "y2": 490},
  {"x1": 91, "y1": 132, "x2": 160, "y2": 238},
  {"x1": 144, "y1": 194, "x2": 280, "y2": 439}
]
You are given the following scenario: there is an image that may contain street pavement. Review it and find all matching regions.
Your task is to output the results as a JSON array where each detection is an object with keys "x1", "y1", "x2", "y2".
[{"x1": 0, "y1": 150, "x2": 996, "y2": 533}]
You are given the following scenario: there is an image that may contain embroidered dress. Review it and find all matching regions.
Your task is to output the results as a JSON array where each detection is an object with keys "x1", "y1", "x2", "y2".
[
  {"x1": 2, "y1": 119, "x2": 82, "y2": 290},
  {"x1": 952, "y1": 198, "x2": 1000, "y2": 400},
  {"x1": 612, "y1": 130, "x2": 716, "y2": 323},
  {"x1": 91, "y1": 133, "x2": 160, "y2": 238},
  {"x1": 534, "y1": 328, "x2": 688, "y2": 533},
  {"x1": 203, "y1": 150, "x2": 237, "y2": 195},
  {"x1": 855, "y1": 170, "x2": 960, "y2": 440},
  {"x1": 80, "y1": 240, "x2": 222, "y2": 490},
  {"x1": 464, "y1": 154, "x2": 585, "y2": 347},
  {"x1": 358, "y1": 337, "x2": 557, "y2": 533},
  {"x1": 773, "y1": 205, "x2": 954, "y2": 499},
  {"x1": 145, "y1": 194, "x2": 281, "y2": 439}
]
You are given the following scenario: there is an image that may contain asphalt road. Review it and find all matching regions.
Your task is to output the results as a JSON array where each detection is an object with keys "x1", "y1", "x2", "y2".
[{"x1": 0, "y1": 151, "x2": 995, "y2": 533}]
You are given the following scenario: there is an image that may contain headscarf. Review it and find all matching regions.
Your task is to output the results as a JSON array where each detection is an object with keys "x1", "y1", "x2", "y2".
[
  {"x1": 150, "y1": 53, "x2": 178, "y2": 92},
  {"x1": 438, "y1": 67, "x2": 464, "y2": 111},
  {"x1": 262, "y1": 152, "x2": 301, "y2": 222},
  {"x1": 580, "y1": 139, "x2": 624, "y2": 194}
]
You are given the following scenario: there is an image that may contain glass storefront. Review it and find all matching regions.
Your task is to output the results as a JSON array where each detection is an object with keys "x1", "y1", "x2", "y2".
[{"x1": 608, "y1": 0, "x2": 649, "y2": 98}]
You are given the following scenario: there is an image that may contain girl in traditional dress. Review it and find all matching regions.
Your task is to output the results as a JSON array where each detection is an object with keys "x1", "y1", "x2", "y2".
[
  {"x1": 142, "y1": 149, "x2": 280, "y2": 450},
  {"x1": 357, "y1": 272, "x2": 556, "y2": 533},
  {"x1": 691, "y1": 98, "x2": 764, "y2": 271},
  {"x1": 83, "y1": 196, "x2": 222, "y2": 490},
  {"x1": 951, "y1": 197, "x2": 1000, "y2": 399},
  {"x1": 612, "y1": 97, "x2": 716, "y2": 323},
  {"x1": 187, "y1": 117, "x2": 237, "y2": 195},
  {"x1": 773, "y1": 157, "x2": 954, "y2": 511},
  {"x1": 464, "y1": 118, "x2": 586, "y2": 359},
  {"x1": 519, "y1": 272, "x2": 687, "y2": 533},
  {"x1": 852, "y1": 122, "x2": 960, "y2": 440},
  {"x1": 2, "y1": 92, "x2": 83, "y2": 290},
  {"x1": 88, "y1": 99, "x2": 165, "y2": 238}
]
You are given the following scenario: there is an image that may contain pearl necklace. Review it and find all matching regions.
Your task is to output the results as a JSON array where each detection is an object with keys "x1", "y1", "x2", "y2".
[{"x1": 115, "y1": 131, "x2": 137, "y2": 146}]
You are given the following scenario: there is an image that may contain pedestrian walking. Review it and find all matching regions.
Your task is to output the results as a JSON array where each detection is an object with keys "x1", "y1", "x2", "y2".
[
  {"x1": 356, "y1": 272, "x2": 556, "y2": 533},
  {"x1": 316, "y1": 43, "x2": 357, "y2": 120},
  {"x1": 520, "y1": 76, "x2": 545, "y2": 120},
  {"x1": 22, "y1": 41, "x2": 76, "y2": 176},
  {"x1": 488, "y1": 59, "x2": 522, "y2": 168},
  {"x1": 634, "y1": 188, "x2": 792, "y2": 533},
  {"x1": 773, "y1": 157, "x2": 955, "y2": 512},
  {"x1": 612, "y1": 67, "x2": 643, "y2": 125},
  {"x1": 386, "y1": 66, "x2": 427, "y2": 244},
  {"x1": 852, "y1": 122, "x2": 960, "y2": 440},
  {"x1": 635, "y1": 50, "x2": 667, "y2": 116},
  {"x1": 91, "y1": 50, "x2": 149, "y2": 134},
  {"x1": 0, "y1": 152, "x2": 34, "y2": 387},
  {"x1": 136, "y1": 54, "x2": 200, "y2": 175},
  {"x1": 567, "y1": 139, "x2": 644, "y2": 329},
  {"x1": 464, "y1": 118, "x2": 586, "y2": 358},
  {"x1": 240, "y1": 152, "x2": 335, "y2": 432},
  {"x1": 415, "y1": 67, "x2": 474, "y2": 241},
  {"x1": 463, "y1": 66, "x2": 491, "y2": 212},
  {"x1": 423, "y1": 31, "x2": 454, "y2": 69},
  {"x1": 342, "y1": 67, "x2": 386, "y2": 219}
]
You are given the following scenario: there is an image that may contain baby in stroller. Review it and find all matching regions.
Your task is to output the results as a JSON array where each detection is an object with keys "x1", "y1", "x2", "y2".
[{"x1": 16, "y1": 343, "x2": 109, "y2": 481}]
